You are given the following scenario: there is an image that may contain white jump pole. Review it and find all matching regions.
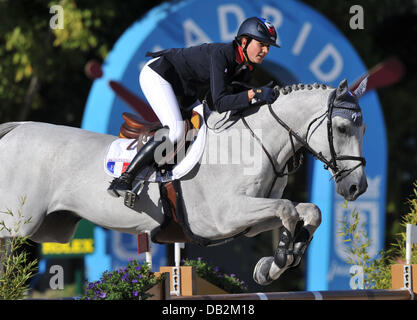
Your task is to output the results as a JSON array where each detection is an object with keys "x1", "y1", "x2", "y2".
[
  {"x1": 406, "y1": 224, "x2": 417, "y2": 265},
  {"x1": 171, "y1": 242, "x2": 185, "y2": 296},
  {"x1": 403, "y1": 224, "x2": 417, "y2": 298},
  {"x1": 145, "y1": 231, "x2": 152, "y2": 270},
  {"x1": 174, "y1": 242, "x2": 185, "y2": 267}
]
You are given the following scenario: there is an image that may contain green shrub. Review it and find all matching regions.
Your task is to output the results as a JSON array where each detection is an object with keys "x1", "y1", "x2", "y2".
[
  {"x1": 0, "y1": 196, "x2": 38, "y2": 300},
  {"x1": 339, "y1": 181, "x2": 417, "y2": 289}
]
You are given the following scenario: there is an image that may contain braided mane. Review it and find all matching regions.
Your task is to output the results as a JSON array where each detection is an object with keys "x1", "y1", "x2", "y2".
[{"x1": 277, "y1": 82, "x2": 330, "y2": 95}]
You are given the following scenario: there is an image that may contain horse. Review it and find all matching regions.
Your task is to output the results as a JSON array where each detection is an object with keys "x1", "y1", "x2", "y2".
[{"x1": 0, "y1": 78, "x2": 368, "y2": 285}]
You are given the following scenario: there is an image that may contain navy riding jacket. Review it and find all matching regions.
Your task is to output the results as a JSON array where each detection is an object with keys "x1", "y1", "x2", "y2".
[{"x1": 147, "y1": 41, "x2": 253, "y2": 114}]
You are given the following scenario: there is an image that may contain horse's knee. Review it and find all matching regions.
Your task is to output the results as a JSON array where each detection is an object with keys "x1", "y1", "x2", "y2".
[
  {"x1": 278, "y1": 200, "x2": 300, "y2": 227},
  {"x1": 296, "y1": 203, "x2": 321, "y2": 227},
  {"x1": 308, "y1": 204, "x2": 321, "y2": 226}
]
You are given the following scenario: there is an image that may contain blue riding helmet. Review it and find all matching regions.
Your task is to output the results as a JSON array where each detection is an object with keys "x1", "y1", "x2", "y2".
[{"x1": 236, "y1": 17, "x2": 279, "y2": 47}]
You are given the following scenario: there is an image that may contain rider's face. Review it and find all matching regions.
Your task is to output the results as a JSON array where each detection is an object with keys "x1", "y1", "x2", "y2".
[{"x1": 241, "y1": 38, "x2": 270, "y2": 64}]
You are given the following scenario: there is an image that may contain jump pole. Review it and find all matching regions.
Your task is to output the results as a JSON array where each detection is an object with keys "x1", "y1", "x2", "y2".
[
  {"x1": 391, "y1": 224, "x2": 417, "y2": 299},
  {"x1": 137, "y1": 231, "x2": 152, "y2": 269},
  {"x1": 170, "y1": 289, "x2": 413, "y2": 300},
  {"x1": 171, "y1": 242, "x2": 185, "y2": 296},
  {"x1": 406, "y1": 224, "x2": 417, "y2": 265}
]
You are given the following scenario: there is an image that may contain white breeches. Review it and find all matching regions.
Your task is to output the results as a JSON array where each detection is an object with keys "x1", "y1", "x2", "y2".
[{"x1": 139, "y1": 58, "x2": 185, "y2": 144}]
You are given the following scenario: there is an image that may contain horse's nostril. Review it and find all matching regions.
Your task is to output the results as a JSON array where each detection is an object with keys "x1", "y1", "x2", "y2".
[{"x1": 349, "y1": 184, "x2": 357, "y2": 195}]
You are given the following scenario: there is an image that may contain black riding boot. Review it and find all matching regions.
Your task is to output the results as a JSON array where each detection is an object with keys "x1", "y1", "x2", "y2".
[{"x1": 107, "y1": 128, "x2": 170, "y2": 198}]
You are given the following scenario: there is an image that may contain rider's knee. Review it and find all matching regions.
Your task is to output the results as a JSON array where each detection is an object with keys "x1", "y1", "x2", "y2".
[{"x1": 167, "y1": 120, "x2": 185, "y2": 144}]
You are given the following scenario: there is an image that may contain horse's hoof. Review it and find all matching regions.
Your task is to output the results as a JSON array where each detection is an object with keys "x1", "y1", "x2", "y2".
[{"x1": 253, "y1": 257, "x2": 274, "y2": 286}]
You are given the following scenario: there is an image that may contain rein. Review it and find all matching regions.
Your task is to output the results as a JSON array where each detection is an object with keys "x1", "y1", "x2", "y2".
[{"x1": 241, "y1": 88, "x2": 366, "y2": 197}]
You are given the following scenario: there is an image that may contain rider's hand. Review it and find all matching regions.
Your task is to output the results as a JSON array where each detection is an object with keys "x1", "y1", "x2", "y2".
[{"x1": 253, "y1": 84, "x2": 277, "y2": 105}]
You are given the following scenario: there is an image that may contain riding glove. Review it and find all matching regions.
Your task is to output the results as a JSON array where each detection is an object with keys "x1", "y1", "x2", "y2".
[{"x1": 253, "y1": 84, "x2": 278, "y2": 104}]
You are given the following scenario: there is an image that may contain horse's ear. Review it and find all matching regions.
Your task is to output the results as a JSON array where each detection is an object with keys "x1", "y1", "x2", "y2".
[
  {"x1": 353, "y1": 76, "x2": 368, "y2": 99},
  {"x1": 336, "y1": 79, "x2": 348, "y2": 96}
]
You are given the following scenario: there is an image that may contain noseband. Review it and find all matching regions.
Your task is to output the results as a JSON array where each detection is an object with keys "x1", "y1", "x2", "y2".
[{"x1": 241, "y1": 88, "x2": 366, "y2": 197}]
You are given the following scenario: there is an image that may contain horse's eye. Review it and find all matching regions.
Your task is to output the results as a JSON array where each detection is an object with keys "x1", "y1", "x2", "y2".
[{"x1": 338, "y1": 126, "x2": 347, "y2": 134}]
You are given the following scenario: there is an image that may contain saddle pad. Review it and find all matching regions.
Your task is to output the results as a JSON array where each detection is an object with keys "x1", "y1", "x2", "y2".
[
  {"x1": 104, "y1": 138, "x2": 138, "y2": 178},
  {"x1": 104, "y1": 103, "x2": 207, "y2": 181}
]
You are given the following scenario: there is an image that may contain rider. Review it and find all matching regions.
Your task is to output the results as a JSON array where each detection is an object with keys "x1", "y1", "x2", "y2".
[{"x1": 108, "y1": 17, "x2": 280, "y2": 197}]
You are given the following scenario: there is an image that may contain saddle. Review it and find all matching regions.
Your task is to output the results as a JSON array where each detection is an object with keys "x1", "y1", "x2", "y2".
[
  {"x1": 119, "y1": 112, "x2": 161, "y2": 140},
  {"x1": 119, "y1": 112, "x2": 200, "y2": 163}
]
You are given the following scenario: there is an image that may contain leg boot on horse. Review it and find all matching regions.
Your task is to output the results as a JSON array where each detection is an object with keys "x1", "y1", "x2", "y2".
[
  {"x1": 253, "y1": 226, "x2": 295, "y2": 286},
  {"x1": 253, "y1": 203, "x2": 321, "y2": 285},
  {"x1": 108, "y1": 127, "x2": 170, "y2": 198}
]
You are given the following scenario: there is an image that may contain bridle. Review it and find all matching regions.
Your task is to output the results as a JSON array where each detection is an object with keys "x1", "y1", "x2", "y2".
[
  {"x1": 324, "y1": 90, "x2": 366, "y2": 181},
  {"x1": 241, "y1": 88, "x2": 366, "y2": 197}
]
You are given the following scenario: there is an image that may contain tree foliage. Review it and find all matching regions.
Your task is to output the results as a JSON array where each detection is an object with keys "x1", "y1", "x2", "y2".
[{"x1": 0, "y1": 0, "x2": 162, "y2": 125}]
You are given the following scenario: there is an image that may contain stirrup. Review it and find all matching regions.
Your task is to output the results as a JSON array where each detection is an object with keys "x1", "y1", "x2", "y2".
[{"x1": 124, "y1": 179, "x2": 145, "y2": 209}]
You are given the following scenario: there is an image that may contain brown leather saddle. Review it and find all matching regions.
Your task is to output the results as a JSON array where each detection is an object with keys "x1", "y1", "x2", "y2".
[
  {"x1": 119, "y1": 112, "x2": 160, "y2": 140},
  {"x1": 119, "y1": 112, "x2": 200, "y2": 159}
]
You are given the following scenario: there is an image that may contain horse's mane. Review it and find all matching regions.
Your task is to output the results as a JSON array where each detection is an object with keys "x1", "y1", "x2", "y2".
[{"x1": 276, "y1": 82, "x2": 331, "y2": 96}]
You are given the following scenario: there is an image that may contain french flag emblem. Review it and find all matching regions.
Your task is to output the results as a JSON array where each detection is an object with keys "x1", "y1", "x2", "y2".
[
  {"x1": 264, "y1": 20, "x2": 276, "y2": 37},
  {"x1": 107, "y1": 161, "x2": 130, "y2": 176}
]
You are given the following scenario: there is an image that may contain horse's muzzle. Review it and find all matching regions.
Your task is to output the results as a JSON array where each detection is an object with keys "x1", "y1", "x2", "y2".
[{"x1": 339, "y1": 175, "x2": 368, "y2": 201}]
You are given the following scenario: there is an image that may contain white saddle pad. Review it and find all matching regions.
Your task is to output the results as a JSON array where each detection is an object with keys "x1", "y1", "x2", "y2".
[{"x1": 104, "y1": 104, "x2": 207, "y2": 181}]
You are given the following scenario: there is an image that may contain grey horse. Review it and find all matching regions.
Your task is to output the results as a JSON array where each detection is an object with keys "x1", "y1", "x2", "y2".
[{"x1": 0, "y1": 79, "x2": 368, "y2": 285}]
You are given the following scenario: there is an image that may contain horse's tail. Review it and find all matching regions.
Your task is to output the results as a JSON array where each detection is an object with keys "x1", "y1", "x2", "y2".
[{"x1": 0, "y1": 122, "x2": 24, "y2": 139}]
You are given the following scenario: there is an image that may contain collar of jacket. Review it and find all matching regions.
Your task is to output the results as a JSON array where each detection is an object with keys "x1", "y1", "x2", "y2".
[{"x1": 235, "y1": 44, "x2": 253, "y2": 71}]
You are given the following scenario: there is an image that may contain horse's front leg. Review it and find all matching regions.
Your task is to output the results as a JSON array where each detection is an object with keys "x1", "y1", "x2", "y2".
[
  {"x1": 234, "y1": 198, "x2": 300, "y2": 286},
  {"x1": 252, "y1": 202, "x2": 321, "y2": 286},
  {"x1": 290, "y1": 203, "x2": 322, "y2": 268}
]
